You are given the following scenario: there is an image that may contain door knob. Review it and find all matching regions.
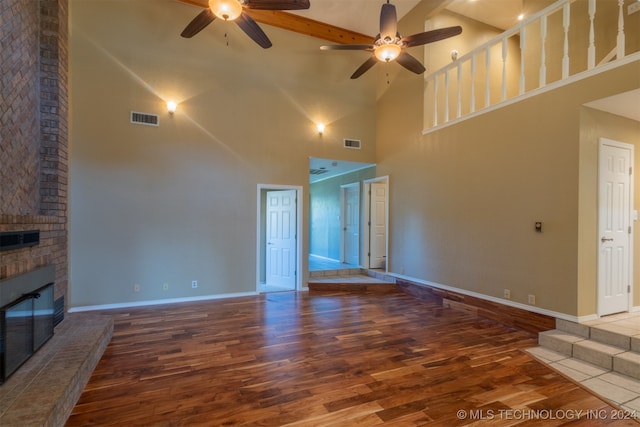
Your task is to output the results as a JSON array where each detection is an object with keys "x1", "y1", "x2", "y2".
[{"x1": 601, "y1": 237, "x2": 614, "y2": 243}]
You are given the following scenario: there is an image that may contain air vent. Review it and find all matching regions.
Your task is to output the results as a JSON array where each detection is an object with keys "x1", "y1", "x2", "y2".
[
  {"x1": 343, "y1": 138, "x2": 361, "y2": 149},
  {"x1": 309, "y1": 168, "x2": 329, "y2": 176},
  {"x1": 130, "y1": 111, "x2": 159, "y2": 126}
]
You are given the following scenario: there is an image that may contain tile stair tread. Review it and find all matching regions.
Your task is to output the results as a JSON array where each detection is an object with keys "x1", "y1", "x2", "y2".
[
  {"x1": 616, "y1": 350, "x2": 640, "y2": 363},
  {"x1": 573, "y1": 338, "x2": 629, "y2": 355},
  {"x1": 539, "y1": 329, "x2": 586, "y2": 343}
]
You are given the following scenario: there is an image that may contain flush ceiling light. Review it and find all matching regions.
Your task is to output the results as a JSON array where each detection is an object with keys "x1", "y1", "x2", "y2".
[{"x1": 208, "y1": 0, "x2": 243, "y2": 21}]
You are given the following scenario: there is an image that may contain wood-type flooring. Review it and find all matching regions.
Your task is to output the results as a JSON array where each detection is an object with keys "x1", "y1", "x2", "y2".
[{"x1": 66, "y1": 290, "x2": 639, "y2": 426}]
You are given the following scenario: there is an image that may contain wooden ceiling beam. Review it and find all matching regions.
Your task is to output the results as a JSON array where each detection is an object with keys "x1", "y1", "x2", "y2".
[{"x1": 177, "y1": 0, "x2": 373, "y2": 44}]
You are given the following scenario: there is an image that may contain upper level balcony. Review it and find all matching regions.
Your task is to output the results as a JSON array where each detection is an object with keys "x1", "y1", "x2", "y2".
[{"x1": 423, "y1": 0, "x2": 640, "y2": 133}]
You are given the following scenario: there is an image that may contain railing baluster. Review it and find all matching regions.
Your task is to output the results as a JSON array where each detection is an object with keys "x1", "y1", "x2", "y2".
[
  {"x1": 562, "y1": 2, "x2": 570, "y2": 79},
  {"x1": 520, "y1": 27, "x2": 526, "y2": 95},
  {"x1": 501, "y1": 38, "x2": 508, "y2": 101},
  {"x1": 540, "y1": 15, "x2": 547, "y2": 87},
  {"x1": 444, "y1": 69, "x2": 450, "y2": 123},
  {"x1": 456, "y1": 63, "x2": 462, "y2": 118},
  {"x1": 433, "y1": 77, "x2": 439, "y2": 126},
  {"x1": 588, "y1": 0, "x2": 596, "y2": 69},
  {"x1": 470, "y1": 55, "x2": 476, "y2": 113},
  {"x1": 617, "y1": 0, "x2": 625, "y2": 60},
  {"x1": 485, "y1": 48, "x2": 491, "y2": 108}
]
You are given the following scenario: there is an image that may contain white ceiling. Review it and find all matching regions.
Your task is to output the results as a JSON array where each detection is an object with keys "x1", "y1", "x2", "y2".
[
  {"x1": 584, "y1": 89, "x2": 640, "y2": 122},
  {"x1": 291, "y1": 0, "x2": 421, "y2": 37},
  {"x1": 292, "y1": 0, "x2": 525, "y2": 37}
]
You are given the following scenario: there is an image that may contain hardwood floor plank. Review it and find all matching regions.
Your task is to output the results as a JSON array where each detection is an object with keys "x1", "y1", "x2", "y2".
[{"x1": 66, "y1": 291, "x2": 638, "y2": 426}]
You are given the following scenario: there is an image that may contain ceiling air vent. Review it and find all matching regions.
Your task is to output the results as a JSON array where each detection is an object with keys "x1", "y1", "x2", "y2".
[
  {"x1": 309, "y1": 168, "x2": 329, "y2": 176},
  {"x1": 343, "y1": 138, "x2": 361, "y2": 149},
  {"x1": 130, "y1": 111, "x2": 159, "y2": 126}
]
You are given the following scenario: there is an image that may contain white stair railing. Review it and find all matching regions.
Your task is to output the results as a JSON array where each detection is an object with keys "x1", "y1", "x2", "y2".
[{"x1": 423, "y1": 0, "x2": 637, "y2": 131}]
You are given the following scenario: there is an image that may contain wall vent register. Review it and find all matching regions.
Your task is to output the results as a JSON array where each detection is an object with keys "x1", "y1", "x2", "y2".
[
  {"x1": 130, "y1": 111, "x2": 159, "y2": 126},
  {"x1": 343, "y1": 139, "x2": 361, "y2": 149}
]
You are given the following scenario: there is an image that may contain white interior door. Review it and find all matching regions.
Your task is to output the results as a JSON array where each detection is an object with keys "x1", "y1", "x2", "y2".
[
  {"x1": 598, "y1": 138, "x2": 633, "y2": 316},
  {"x1": 341, "y1": 183, "x2": 360, "y2": 266},
  {"x1": 369, "y1": 182, "x2": 387, "y2": 269},
  {"x1": 266, "y1": 190, "x2": 297, "y2": 289}
]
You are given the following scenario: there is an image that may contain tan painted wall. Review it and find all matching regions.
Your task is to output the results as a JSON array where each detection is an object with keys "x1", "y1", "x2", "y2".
[
  {"x1": 376, "y1": 1, "x2": 640, "y2": 316},
  {"x1": 69, "y1": 0, "x2": 377, "y2": 306}
]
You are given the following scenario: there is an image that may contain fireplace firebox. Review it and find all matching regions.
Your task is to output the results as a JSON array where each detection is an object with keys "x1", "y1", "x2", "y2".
[{"x1": 0, "y1": 266, "x2": 55, "y2": 383}]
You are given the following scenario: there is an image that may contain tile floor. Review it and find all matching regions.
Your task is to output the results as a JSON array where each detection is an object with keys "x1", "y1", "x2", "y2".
[
  {"x1": 528, "y1": 311, "x2": 640, "y2": 418},
  {"x1": 308, "y1": 255, "x2": 359, "y2": 271}
]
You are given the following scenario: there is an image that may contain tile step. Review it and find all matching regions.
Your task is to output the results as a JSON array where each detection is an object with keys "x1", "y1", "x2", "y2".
[
  {"x1": 556, "y1": 318, "x2": 640, "y2": 350},
  {"x1": 538, "y1": 329, "x2": 640, "y2": 380}
]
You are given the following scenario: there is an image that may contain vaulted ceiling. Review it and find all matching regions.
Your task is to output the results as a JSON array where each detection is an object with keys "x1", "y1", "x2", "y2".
[{"x1": 178, "y1": 0, "x2": 527, "y2": 44}]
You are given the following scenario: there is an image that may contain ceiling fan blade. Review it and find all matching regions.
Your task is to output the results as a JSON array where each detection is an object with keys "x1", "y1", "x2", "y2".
[
  {"x1": 379, "y1": 2, "x2": 398, "y2": 41},
  {"x1": 235, "y1": 12, "x2": 272, "y2": 48},
  {"x1": 181, "y1": 9, "x2": 216, "y2": 38},
  {"x1": 396, "y1": 51, "x2": 426, "y2": 74},
  {"x1": 320, "y1": 44, "x2": 374, "y2": 51},
  {"x1": 244, "y1": 0, "x2": 310, "y2": 10},
  {"x1": 401, "y1": 26, "x2": 462, "y2": 48},
  {"x1": 351, "y1": 56, "x2": 378, "y2": 79}
]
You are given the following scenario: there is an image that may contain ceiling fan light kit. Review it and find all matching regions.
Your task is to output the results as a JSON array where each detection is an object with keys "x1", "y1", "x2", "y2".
[
  {"x1": 374, "y1": 43, "x2": 401, "y2": 62},
  {"x1": 208, "y1": 0, "x2": 243, "y2": 21}
]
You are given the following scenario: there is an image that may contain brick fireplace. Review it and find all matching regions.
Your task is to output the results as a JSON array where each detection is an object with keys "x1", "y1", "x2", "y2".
[{"x1": 0, "y1": 0, "x2": 69, "y2": 303}]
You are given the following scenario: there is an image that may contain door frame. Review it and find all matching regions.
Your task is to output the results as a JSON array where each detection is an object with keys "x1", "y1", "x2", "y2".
[
  {"x1": 597, "y1": 138, "x2": 634, "y2": 316},
  {"x1": 340, "y1": 182, "x2": 360, "y2": 266},
  {"x1": 363, "y1": 176, "x2": 389, "y2": 271},
  {"x1": 257, "y1": 184, "x2": 303, "y2": 292}
]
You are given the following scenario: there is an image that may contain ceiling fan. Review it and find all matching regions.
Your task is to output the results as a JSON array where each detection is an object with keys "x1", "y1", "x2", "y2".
[
  {"x1": 320, "y1": 1, "x2": 462, "y2": 79},
  {"x1": 181, "y1": 0, "x2": 311, "y2": 49}
]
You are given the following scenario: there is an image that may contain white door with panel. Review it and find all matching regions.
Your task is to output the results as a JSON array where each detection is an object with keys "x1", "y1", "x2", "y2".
[
  {"x1": 266, "y1": 190, "x2": 297, "y2": 290},
  {"x1": 598, "y1": 139, "x2": 633, "y2": 316},
  {"x1": 369, "y1": 182, "x2": 387, "y2": 269},
  {"x1": 341, "y1": 183, "x2": 360, "y2": 266}
]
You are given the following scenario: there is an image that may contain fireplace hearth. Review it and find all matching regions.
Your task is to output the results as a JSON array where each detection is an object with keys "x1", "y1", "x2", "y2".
[{"x1": 0, "y1": 266, "x2": 55, "y2": 383}]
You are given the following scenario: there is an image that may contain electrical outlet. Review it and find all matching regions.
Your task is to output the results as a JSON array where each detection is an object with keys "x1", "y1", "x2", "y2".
[
  {"x1": 191, "y1": 280, "x2": 198, "y2": 289},
  {"x1": 134, "y1": 283, "x2": 140, "y2": 292},
  {"x1": 163, "y1": 283, "x2": 169, "y2": 291},
  {"x1": 528, "y1": 294, "x2": 536, "y2": 305},
  {"x1": 503, "y1": 289, "x2": 511, "y2": 299}
]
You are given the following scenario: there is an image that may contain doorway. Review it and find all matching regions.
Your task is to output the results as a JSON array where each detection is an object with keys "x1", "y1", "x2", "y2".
[
  {"x1": 257, "y1": 185, "x2": 302, "y2": 292},
  {"x1": 363, "y1": 176, "x2": 389, "y2": 271},
  {"x1": 597, "y1": 138, "x2": 634, "y2": 316},
  {"x1": 308, "y1": 158, "x2": 376, "y2": 271},
  {"x1": 341, "y1": 183, "x2": 360, "y2": 265}
]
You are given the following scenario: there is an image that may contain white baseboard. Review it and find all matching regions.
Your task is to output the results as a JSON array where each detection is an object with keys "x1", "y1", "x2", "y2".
[
  {"x1": 68, "y1": 291, "x2": 258, "y2": 313},
  {"x1": 390, "y1": 272, "x2": 583, "y2": 323}
]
